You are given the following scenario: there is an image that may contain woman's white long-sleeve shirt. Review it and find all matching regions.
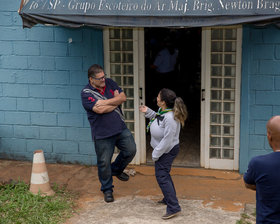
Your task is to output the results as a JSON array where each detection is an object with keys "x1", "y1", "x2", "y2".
[{"x1": 145, "y1": 107, "x2": 180, "y2": 161}]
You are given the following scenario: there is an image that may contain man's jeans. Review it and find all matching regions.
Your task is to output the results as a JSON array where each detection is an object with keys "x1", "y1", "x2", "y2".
[{"x1": 94, "y1": 128, "x2": 136, "y2": 193}]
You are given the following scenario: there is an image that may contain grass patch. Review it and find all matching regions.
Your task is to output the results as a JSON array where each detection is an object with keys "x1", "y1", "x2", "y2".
[
  {"x1": 0, "y1": 180, "x2": 77, "y2": 224},
  {"x1": 236, "y1": 208, "x2": 256, "y2": 224}
]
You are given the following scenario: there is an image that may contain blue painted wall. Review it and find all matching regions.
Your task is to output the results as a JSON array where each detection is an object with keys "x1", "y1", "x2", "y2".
[
  {"x1": 2, "y1": 2, "x2": 280, "y2": 171},
  {"x1": 0, "y1": 0, "x2": 103, "y2": 164},
  {"x1": 240, "y1": 25, "x2": 280, "y2": 173}
]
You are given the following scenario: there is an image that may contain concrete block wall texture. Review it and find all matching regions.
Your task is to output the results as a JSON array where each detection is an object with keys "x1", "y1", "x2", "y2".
[
  {"x1": 0, "y1": 0, "x2": 103, "y2": 165},
  {"x1": 240, "y1": 25, "x2": 280, "y2": 173}
]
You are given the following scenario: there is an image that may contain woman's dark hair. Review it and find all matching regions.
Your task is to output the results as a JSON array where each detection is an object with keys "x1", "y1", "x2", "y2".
[
  {"x1": 159, "y1": 88, "x2": 188, "y2": 127},
  {"x1": 88, "y1": 64, "x2": 103, "y2": 79}
]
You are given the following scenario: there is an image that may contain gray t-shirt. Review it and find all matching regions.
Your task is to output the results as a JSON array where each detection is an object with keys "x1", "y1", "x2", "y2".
[{"x1": 145, "y1": 108, "x2": 180, "y2": 161}]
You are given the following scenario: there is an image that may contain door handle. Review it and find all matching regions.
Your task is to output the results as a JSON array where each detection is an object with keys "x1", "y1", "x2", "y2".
[
  {"x1": 139, "y1": 87, "x2": 143, "y2": 100},
  {"x1": 201, "y1": 89, "x2": 205, "y2": 101}
]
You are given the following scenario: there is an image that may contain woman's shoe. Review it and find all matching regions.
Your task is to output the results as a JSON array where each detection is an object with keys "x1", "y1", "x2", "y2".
[
  {"x1": 157, "y1": 199, "x2": 167, "y2": 205},
  {"x1": 162, "y1": 211, "x2": 181, "y2": 220}
]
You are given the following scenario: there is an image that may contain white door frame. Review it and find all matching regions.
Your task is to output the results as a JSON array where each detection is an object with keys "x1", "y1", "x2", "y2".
[
  {"x1": 136, "y1": 29, "x2": 147, "y2": 164},
  {"x1": 104, "y1": 26, "x2": 241, "y2": 169},
  {"x1": 103, "y1": 28, "x2": 146, "y2": 165},
  {"x1": 201, "y1": 26, "x2": 242, "y2": 170}
]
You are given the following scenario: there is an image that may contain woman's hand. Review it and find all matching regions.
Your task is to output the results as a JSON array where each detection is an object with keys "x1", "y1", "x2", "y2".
[{"x1": 139, "y1": 105, "x2": 148, "y2": 113}]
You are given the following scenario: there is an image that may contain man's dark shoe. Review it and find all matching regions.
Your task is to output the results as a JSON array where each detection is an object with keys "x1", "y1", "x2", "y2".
[
  {"x1": 157, "y1": 199, "x2": 167, "y2": 205},
  {"x1": 104, "y1": 191, "x2": 114, "y2": 203},
  {"x1": 115, "y1": 172, "x2": 129, "y2": 181}
]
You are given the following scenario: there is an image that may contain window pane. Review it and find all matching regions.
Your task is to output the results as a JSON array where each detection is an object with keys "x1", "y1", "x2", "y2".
[
  {"x1": 224, "y1": 90, "x2": 235, "y2": 100},
  {"x1": 122, "y1": 41, "x2": 133, "y2": 51},
  {"x1": 223, "y1": 137, "x2": 234, "y2": 147},
  {"x1": 126, "y1": 122, "x2": 134, "y2": 132},
  {"x1": 123, "y1": 65, "x2": 133, "y2": 74},
  {"x1": 122, "y1": 29, "x2": 133, "y2": 39},
  {"x1": 210, "y1": 148, "x2": 221, "y2": 158},
  {"x1": 110, "y1": 40, "x2": 121, "y2": 51},
  {"x1": 109, "y1": 28, "x2": 135, "y2": 135},
  {"x1": 211, "y1": 41, "x2": 223, "y2": 52},
  {"x1": 110, "y1": 53, "x2": 121, "y2": 63},
  {"x1": 211, "y1": 114, "x2": 221, "y2": 124},
  {"x1": 124, "y1": 88, "x2": 134, "y2": 97},
  {"x1": 223, "y1": 126, "x2": 234, "y2": 135},
  {"x1": 223, "y1": 102, "x2": 235, "y2": 113},
  {"x1": 110, "y1": 64, "x2": 121, "y2": 74},
  {"x1": 223, "y1": 149, "x2": 234, "y2": 159},
  {"x1": 123, "y1": 99, "x2": 134, "y2": 109},
  {"x1": 211, "y1": 53, "x2": 223, "y2": 64},
  {"x1": 211, "y1": 125, "x2": 221, "y2": 135},
  {"x1": 209, "y1": 28, "x2": 237, "y2": 161},
  {"x1": 211, "y1": 66, "x2": 222, "y2": 76},
  {"x1": 224, "y1": 114, "x2": 234, "y2": 124},
  {"x1": 122, "y1": 53, "x2": 133, "y2": 63},
  {"x1": 123, "y1": 76, "x2": 134, "y2": 86},
  {"x1": 225, "y1": 41, "x2": 236, "y2": 52},
  {"x1": 211, "y1": 102, "x2": 222, "y2": 112},
  {"x1": 211, "y1": 90, "x2": 222, "y2": 100},
  {"x1": 225, "y1": 66, "x2": 236, "y2": 77},
  {"x1": 225, "y1": 29, "x2": 237, "y2": 40},
  {"x1": 210, "y1": 137, "x2": 221, "y2": 147},
  {"x1": 110, "y1": 29, "x2": 120, "y2": 39},
  {"x1": 124, "y1": 111, "x2": 134, "y2": 120},
  {"x1": 224, "y1": 78, "x2": 235, "y2": 89},
  {"x1": 211, "y1": 78, "x2": 222, "y2": 88},
  {"x1": 211, "y1": 29, "x2": 223, "y2": 40},
  {"x1": 224, "y1": 54, "x2": 236, "y2": 64}
]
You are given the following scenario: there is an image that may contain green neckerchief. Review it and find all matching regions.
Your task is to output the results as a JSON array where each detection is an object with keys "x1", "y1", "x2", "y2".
[{"x1": 146, "y1": 108, "x2": 172, "y2": 132}]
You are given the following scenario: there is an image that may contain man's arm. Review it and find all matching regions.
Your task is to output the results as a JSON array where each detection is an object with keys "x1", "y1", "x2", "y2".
[
  {"x1": 93, "y1": 104, "x2": 118, "y2": 114},
  {"x1": 243, "y1": 160, "x2": 256, "y2": 191},
  {"x1": 95, "y1": 91, "x2": 126, "y2": 107},
  {"x1": 93, "y1": 91, "x2": 126, "y2": 114}
]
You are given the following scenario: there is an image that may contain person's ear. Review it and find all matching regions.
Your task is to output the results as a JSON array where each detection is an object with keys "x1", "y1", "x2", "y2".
[{"x1": 267, "y1": 132, "x2": 272, "y2": 142}]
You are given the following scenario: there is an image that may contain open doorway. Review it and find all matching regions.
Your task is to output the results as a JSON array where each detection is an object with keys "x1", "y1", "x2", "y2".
[{"x1": 144, "y1": 28, "x2": 201, "y2": 167}]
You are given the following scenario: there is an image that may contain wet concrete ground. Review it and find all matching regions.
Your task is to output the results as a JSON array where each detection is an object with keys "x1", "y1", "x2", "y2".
[{"x1": 0, "y1": 160, "x2": 256, "y2": 223}]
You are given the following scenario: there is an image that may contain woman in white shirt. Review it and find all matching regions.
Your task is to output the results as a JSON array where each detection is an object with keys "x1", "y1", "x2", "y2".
[{"x1": 140, "y1": 88, "x2": 187, "y2": 220}]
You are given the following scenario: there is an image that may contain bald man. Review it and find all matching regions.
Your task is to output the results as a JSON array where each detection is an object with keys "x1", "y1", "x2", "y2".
[{"x1": 243, "y1": 115, "x2": 280, "y2": 224}]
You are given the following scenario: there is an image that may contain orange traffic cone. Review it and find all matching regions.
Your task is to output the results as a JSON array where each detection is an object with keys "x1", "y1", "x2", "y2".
[{"x1": 29, "y1": 150, "x2": 55, "y2": 196}]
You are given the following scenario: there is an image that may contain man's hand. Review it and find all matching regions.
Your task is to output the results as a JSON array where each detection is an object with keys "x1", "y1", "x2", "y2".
[
  {"x1": 244, "y1": 183, "x2": 256, "y2": 191},
  {"x1": 94, "y1": 90, "x2": 122, "y2": 108},
  {"x1": 95, "y1": 100, "x2": 104, "y2": 107},
  {"x1": 114, "y1": 90, "x2": 120, "y2": 96}
]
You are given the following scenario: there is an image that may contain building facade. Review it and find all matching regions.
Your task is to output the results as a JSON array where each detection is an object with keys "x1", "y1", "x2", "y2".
[{"x1": 1, "y1": 0, "x2": 280, "y2": 173}]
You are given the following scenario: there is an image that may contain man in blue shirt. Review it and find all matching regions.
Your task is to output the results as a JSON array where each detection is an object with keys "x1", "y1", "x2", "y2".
[
  {"x1": 81, "y1": 64, "x2": 136, "y2": 203},
  {"x1": 151, "y1": 41, "x2": 178, "y2": 92},
  {"x1": 243, "y1": 115, "x2": 280, "y2": 223}
]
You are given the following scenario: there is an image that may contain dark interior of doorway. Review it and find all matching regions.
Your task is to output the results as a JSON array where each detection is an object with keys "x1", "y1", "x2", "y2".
[{"x1": 144, "y1": 27, "x2": 201, "y2": 167}]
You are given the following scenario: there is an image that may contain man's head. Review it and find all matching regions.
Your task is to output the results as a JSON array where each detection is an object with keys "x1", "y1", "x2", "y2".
[
  {"x1": 266, "y1": 116, "x2": 280, "y2": 151},
  {"x1": 88, "y1": 64, "x2": 106, "y2": 90}
]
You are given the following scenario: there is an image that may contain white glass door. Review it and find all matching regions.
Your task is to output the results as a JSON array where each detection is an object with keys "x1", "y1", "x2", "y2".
[
  {"x1": 201, "y1": 26, "x2": 242, "y2": 170},
  {"x1": 103, "y1": 28, "x2": 145, "y2": 165}
]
